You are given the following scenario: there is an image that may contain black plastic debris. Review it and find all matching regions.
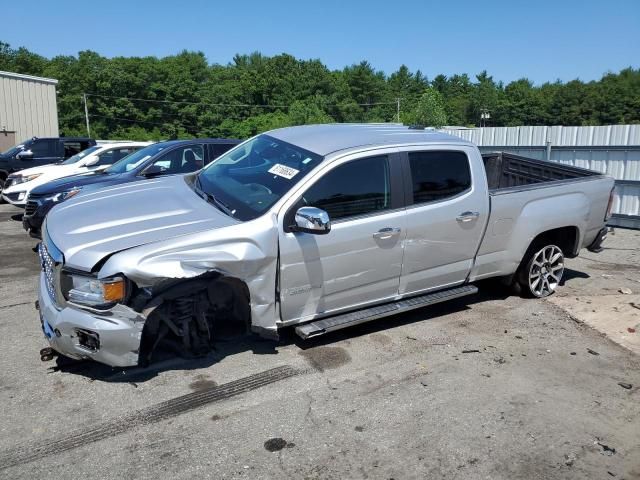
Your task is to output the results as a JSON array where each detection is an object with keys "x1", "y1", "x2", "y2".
[
  {"x1": 596, "y1": 441, "x2": 616, "y2": 455},
  {"x1": 617, "y1": 382, "x2": 632, "y2": 390},
  {"x1": 587, "y1": 348, "x2": 599, "y2": 356}
]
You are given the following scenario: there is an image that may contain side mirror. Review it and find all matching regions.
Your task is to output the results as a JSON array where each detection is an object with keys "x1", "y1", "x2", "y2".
[
  {"x1": 82, "y1": 156, "x2": 99, "y2": 167},
  {"x1": 292, "y1": 206, "x2": 331, "y2": 235},
  {"x1": 142, "y1": 165, "x2": 163, "y2": 177},
  {"x1": 16, "y1": 150, "x2": 33, "y2": 160}
]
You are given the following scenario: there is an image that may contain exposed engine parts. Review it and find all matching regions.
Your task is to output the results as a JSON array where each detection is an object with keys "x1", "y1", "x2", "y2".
[{"x1": 138, "y1": 276, "x2": 251, "y2": 366}]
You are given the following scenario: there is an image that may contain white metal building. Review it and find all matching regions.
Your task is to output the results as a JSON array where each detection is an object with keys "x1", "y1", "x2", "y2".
[
  {"x1": 442, "y1": 125, "x2": 640, "y2": 229},
  {"x1": 0, "y1": 70, "x2": 59, "y2": 151}
]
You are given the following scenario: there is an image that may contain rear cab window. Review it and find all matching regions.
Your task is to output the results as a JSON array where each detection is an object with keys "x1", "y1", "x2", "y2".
[{"x1": 407, "y1": 151, "x2": 472, "y2": 204}]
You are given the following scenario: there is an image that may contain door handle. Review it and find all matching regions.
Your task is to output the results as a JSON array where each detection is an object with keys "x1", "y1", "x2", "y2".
[
  {"x1": 373, "y1": 227, "x2": 401, "y2": 240},
  {"x1": 456, "y1": 211, "x2": 480, "y2": 223}
]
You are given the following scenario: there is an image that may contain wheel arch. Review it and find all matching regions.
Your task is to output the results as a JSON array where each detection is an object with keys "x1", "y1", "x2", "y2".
[{"x1": 525, "y1": 226, "x2": 580, "y2": 259}]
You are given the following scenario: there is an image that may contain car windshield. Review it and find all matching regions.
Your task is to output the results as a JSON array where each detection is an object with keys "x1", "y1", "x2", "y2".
[
  {"x1": 105, "y1": 143, "x2": 165, "y2": 174},
  {"x1": 60, "y1": 145, "x2": 101, "y2": 165},
  {"x1": 195, "y1": 134, "x2": 323, "y2": 221},
  {"x1": 1, "y1": 140, "x2": 31, "y2": 156}
]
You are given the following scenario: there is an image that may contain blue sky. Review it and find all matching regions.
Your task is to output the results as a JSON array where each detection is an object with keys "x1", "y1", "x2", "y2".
[{"x1": 3, "y1": 0, "x2": 639, "y2": 84}]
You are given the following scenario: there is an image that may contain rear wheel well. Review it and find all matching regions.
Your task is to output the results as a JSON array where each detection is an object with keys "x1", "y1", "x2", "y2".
[{"x1": 527, "y1": 226, "x2": 579, "y2": 259}]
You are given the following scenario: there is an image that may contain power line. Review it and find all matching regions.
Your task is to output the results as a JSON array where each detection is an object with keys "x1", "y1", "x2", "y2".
[
  {"x1": 84, "y1": 93, "x2": 398, "y2": 109},
  {"x1": 88, "y1": 114, "x2": 200, "y2": 130}
]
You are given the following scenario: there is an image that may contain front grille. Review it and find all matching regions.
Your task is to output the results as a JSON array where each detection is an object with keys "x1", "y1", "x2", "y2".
[
  {"x1": 38, "y1": 243, "x2": 57, "y2": 303},
  {"x1": 25, "y1": 201, "x2": 38, "y2": 216},
  {"x1": 27, "y1": 191, "x2": 48, "y2": 200}
]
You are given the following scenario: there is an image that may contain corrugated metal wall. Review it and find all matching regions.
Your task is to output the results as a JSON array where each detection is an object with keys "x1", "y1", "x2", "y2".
[
  {"x1": 442, "y1": 125, "x2": 640, "y2": 228},
  {"x1": 0, "y1": 71, "x2": 59, "y2": 143},
  {"x1": 443, "y1": 125, "x2": 640, "y2": 147}
]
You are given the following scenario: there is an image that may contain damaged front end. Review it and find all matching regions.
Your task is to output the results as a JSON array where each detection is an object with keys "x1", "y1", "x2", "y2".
[{"x1": 39, "y1": 212, "x2": 280, "y2": 368}]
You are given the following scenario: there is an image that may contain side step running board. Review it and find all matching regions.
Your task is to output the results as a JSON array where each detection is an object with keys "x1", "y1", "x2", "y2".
[{"x1": 295, "y1": 284, "x2": 478, "y2": 339}]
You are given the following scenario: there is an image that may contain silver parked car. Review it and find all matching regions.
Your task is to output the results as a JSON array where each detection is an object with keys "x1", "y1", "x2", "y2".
[{"x1": 36, "y1": 124, "x2": 615, "y2": 367}]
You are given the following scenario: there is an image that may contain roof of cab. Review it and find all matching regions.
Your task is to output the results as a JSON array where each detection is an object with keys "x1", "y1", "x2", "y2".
[{"x1": 266, "y1": 123, "x2": 472, "y2": 156}]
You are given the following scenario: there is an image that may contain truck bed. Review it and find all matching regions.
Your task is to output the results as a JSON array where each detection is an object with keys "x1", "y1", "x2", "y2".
[
  {"x1": 470, "y1": 151, "x2": 614, "y2": 282},
  {"x1": 482, "y1": 152, "x2": 600, "y2": 192}
]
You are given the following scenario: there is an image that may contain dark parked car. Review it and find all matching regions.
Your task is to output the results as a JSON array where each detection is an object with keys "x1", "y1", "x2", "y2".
[
  {"x1": 23, "y1": 138, "x2": 240, "y2": 238},
  {"x1": 0, "y1": 137, "x2": 96, "y2": 193}
]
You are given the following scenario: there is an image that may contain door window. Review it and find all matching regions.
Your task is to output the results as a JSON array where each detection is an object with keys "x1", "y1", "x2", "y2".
[
  {"x1": 29, "y1": 139, "x2": 57, "y2": 157},
  {"x1": 149, "y1": 145, "x2": 204, "y2": 174},
  {"x1": 409, "y1": 151, "x2": 471, "y2": 204},
  {"x1": 95, "y1": 147, "x2": 139, "y2": 166},
  {"x1": 62, "y1": 141, "x2": 84, "y2": 158},
  {"x1": 301, "y1": 155, "x2": 391, "y2": 221},
  {"x1": 210, "y1": 143, "x2": 236, "y2": 161}
]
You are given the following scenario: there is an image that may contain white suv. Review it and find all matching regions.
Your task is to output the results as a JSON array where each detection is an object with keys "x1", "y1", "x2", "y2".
[{"x1": 1, "y1": 142, "x2": 151, "y2": 206}]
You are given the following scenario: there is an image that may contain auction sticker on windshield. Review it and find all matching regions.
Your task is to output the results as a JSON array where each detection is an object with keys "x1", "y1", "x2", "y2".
[{"x1": 268, "y1": 164, "x2": 299, "y2": 180}]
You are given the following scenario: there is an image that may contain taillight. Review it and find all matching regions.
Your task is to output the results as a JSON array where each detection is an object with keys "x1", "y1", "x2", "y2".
[{"x1": 605, "y1": 187, "x2": 615, "y2": 221}]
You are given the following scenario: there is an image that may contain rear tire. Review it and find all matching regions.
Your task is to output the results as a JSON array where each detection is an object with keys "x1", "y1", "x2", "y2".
[{"x1": 517, "y1": 244, "x2": 565, "y2": 298}]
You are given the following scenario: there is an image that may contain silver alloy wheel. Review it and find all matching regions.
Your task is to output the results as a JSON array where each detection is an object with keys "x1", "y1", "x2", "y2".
[{"x1": 528, "y1": 245, "x2": 564, "y2": 297}]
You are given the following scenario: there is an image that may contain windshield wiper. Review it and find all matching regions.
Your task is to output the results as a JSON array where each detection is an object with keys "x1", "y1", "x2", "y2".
[{"x1": 194, "y1": 176, "x2": 235, "y2": 218}]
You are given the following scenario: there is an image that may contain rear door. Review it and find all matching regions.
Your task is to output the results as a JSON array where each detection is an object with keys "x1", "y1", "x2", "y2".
[
  {"x1": 399, "y1": 146, "x2": 489, "y2": 295},
  {"x1": 30, "y1": 139, "x2": 60, "y2": 167},
  {"x1": 278, "y1": 150, "x2": 406, "y2": 323}
]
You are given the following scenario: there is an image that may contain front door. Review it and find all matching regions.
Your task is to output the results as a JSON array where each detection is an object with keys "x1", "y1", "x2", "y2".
[
  {"x1": 279, "y1": 152, "x2": 406, "y2": 323},
  {"x1": 399, "y1": 146, "x2": 489, "y2": 295}
]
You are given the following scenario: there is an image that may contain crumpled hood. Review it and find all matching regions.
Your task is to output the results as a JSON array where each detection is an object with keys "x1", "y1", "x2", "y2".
[{"x1": 46, "y1": 175, "x2": 239, "y2": 270}]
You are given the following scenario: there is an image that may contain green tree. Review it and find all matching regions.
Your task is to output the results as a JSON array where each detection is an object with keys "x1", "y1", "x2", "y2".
[
  {"x1": 403, "y1": 88, "x2": 448, "y2": 127},
  {"x1": 1, "y1": 40, "x2": 638, "y2": 139}
]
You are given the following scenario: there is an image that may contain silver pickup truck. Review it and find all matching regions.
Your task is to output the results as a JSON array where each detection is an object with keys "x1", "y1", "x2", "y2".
[{"x1": 36, "y1": 124, "x2": 615, "y2": 367}]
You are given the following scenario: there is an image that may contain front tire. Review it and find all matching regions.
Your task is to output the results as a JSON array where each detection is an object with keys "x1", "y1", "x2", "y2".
[{"x1": 518, "y1": 244, "x2": 565, "y2": 298}]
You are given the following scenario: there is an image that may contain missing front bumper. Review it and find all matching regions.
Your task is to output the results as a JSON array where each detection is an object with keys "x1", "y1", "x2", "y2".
[{"x1": 37, "y1": 273, "x2": 147, "y2": 367}]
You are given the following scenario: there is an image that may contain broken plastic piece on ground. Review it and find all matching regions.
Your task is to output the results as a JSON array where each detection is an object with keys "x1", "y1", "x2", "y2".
[
  {"x1": 587, "y1": 348, "x2": 599, "y2": 356},
  {"x1": 619, "y1": 287, "x2": 632, "y2": 294},
  {"x1": 462, "y1": 349, "x2": 480, "y2": 353},
  {"x1": 595, "y1": 441, "x2": 616, "y2": 455},
  {"x1": 617, "y1": 382, "x2": 632, "y2": 390}
]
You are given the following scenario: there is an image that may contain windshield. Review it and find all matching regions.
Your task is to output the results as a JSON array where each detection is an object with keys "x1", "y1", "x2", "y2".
[
  {"x1": 1, "y1": 140, "x2": 31, "y2": 156},
  {"x1": 105, "y1": 143, "x2": 165, "y2": 174},
  {"x1": 60, "y1": 145, "x2": 101, "y2": 165},
  {"x1": 196, "y1": 134, "x2": 323, "y2": 221}
]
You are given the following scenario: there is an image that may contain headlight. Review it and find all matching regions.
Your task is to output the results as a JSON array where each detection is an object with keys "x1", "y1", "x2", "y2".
[
  {"x1": 61, "y1": 273, "x2": 127, "y2": 307},
  {"x1": 45, "y1": 188, "x2": 81, "y2": 203},
  {"x1": 8, "y1": 173, "x2": 42, "y2": 186}
]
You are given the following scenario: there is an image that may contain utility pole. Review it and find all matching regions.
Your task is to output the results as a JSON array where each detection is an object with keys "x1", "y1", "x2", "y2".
[
  {"x1": 83, "y1": 93, "x2": 91, "y2": 137},
  {"x1": 396, "y1": 98, "x2": 401, "y2": 123}
]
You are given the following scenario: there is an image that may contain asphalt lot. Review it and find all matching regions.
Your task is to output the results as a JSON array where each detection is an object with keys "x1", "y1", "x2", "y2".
[{"x1": 0, "y1": 202, "x2": 638, "y2": 480}]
